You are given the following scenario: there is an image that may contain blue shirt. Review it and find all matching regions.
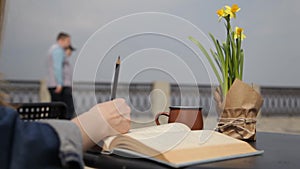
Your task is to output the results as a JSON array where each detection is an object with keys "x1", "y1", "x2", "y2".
[{"x1": 47, "y1": 44, "x2": 65, "y2": 87}]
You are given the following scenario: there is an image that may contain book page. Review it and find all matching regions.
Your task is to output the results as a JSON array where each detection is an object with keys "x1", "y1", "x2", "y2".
[
  {"x1": 126, "y1": 123, "x2": 191, "y2": 153},
  {"x1": 105, "y1": 123, "x2": 191, "y2": 153},
  {"x1": 171, "y1": 130, "x2": 249, "y2": 150},
  {"x1": 158, "y1": 130, "x2": 260, "y2": 165},
  {"x1": 128, "y1": 122, "x2": 190, "y2": 138}
]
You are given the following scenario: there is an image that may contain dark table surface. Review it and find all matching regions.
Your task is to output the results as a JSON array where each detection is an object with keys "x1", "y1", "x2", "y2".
[{"x1": 84, "y1": 132, "x2": 300, "y2": 169}]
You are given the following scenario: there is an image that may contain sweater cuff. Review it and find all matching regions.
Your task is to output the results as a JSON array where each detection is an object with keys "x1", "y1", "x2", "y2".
[{"x1": 41, "y1": 120, "x2": 84, "y2": 169}]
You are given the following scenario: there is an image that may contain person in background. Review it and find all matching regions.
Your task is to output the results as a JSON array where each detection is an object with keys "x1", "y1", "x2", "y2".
[
  {"x1": 62, "y1": 45, "x2": 76, "y2": 118},
  {"x1": 0, "y1": 5, "x2": 128, "y2": 169},
  {"x1": 47, "y1": 32, "x2": 74, "y2": 119},
  {"x1": 65, "y1": 45, "x2": 75, "y2": 57}
]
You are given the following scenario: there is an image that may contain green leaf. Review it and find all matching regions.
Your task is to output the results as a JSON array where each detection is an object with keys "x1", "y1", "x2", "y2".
[
  {"x1": 209, "y1": 33, "x2": 225, "y2": 66},
  {"x1": 188, "y1": 36, "x2": 222, "y2": 85},
  {"x1": 210, "y1": 49, "x2": 222, "y2": 73}
]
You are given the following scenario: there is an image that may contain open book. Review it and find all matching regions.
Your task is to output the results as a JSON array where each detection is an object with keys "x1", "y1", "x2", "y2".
[{"x1": 102, "y1": 123, "x2": 263, "y2": 168}]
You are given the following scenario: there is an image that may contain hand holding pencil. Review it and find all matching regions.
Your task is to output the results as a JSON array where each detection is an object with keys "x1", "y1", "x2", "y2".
[{"x1": 71, "y1": 56, "x2": 131, "y2": 151}]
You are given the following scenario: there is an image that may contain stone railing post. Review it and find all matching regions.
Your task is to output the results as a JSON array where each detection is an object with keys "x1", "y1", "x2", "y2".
[
  {"x1": 39, "y1": 79, "x2": 50, "y2": 102},
  {"x1": 150, "y1": 81, "x2": 170, "y2": 124}
]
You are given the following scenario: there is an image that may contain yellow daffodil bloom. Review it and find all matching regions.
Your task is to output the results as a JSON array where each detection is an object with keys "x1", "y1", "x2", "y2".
[
  {"x1": 234, "y1": 27, "x2": 246, "y2": 40},
  {"x1": 231, "y1": 4, "x2": 240, "y2": 13},
  {"x1": 216, "y1": 8, "x2": 226, "y2": 21},
  {"x1": 217, "y1": 8, "x2": 225, "y2": 17},
  {"x1": 225, "y1": 4, "x2": 240, "y2": 18}
]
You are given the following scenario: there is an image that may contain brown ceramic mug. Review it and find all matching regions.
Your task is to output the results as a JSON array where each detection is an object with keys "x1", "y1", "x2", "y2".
[{"x1": 155, "y1": 106, "x2": 203, "y2": 130}]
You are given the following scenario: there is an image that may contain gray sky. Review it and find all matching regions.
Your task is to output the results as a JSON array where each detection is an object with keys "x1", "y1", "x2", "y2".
[{"x1": 1, "y1": 0, "x2": 300, "y2": 87}]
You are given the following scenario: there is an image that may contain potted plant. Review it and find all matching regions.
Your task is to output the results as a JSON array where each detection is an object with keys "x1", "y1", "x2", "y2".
[{"x1": 189, "y1": 4, "x2": 263, "y2": 141}]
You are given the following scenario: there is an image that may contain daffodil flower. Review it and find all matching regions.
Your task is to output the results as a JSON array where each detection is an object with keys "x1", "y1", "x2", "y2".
[
  {"x1": 225, "y1": 4, "x2": 240, "y2": 19},
  {"x1": 216, "y1": 8, "x2": 226, "y2": 21},
  {"x1": 234, "y1": 27, "x2": 246, "y2": 40}
]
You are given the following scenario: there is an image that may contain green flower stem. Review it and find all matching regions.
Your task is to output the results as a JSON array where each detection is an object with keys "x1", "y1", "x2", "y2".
[
  {"x1": 236, "y1": 38, "x2": 242, "y2": 79},
  {"x1": 240, "y1": 49, "x2": 244, "y2": 80},
  {"x1": 225, "y1": 17, "x2": 231, "y2": 95},
  {"x1": 229, "y1": 31, "x2": 237, "y2": 81},
  {"x1": 224, "y1": 42, "x2": 229, "y2": 96}
]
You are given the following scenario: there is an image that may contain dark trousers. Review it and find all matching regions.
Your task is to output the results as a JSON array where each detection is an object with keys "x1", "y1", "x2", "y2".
[{"x1": 48, "y1": 87, "x2": 75, "y2": 119}]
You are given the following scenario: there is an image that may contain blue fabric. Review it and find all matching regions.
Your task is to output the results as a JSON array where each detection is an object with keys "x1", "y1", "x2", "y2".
[
  {"x1": 52, "y1": 46, "x2": 65, "y2": 86},
  {"x1": 0, "y1": 106, "x2": 62, "y2": 169}
]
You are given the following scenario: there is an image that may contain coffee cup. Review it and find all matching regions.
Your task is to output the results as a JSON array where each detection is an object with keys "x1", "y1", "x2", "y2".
[{"x1": 155, "y1": 106, "x2": 203, "y2": 130}]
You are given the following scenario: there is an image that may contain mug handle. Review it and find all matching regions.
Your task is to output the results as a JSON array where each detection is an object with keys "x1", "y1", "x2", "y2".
[{"x1": 155, "y1": 112, "x2": 169, "y2": 125}]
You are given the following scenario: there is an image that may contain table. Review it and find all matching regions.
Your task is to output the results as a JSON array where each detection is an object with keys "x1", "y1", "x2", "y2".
[{"x1": 84, "y1": 132, "x2": 300, "y2": 169}]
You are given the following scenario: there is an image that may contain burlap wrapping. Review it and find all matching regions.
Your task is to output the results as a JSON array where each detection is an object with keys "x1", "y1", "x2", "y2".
[{"x1": 215, "y1": 79, "x2": 263, "y2": 141}]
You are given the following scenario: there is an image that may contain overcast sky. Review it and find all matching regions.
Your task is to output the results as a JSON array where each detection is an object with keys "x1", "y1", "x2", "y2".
[{"x1": 1, "y1": 0, "x2": 300, "y2": 87}]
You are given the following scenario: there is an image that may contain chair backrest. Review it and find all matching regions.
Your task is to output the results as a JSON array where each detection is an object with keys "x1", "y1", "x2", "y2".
[{"x1": 13, "y1": 102, "x2": 68, "y2": 121}]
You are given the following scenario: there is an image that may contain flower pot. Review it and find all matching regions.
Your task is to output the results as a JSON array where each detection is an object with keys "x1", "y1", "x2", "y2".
[{"x1": 214, "y1": 79, "x2": 263, "y2": 141}]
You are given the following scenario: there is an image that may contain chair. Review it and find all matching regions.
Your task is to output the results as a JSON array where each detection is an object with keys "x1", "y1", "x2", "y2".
[{"x1": 13, "y1": 102, "x2": 68, "y2": 121}]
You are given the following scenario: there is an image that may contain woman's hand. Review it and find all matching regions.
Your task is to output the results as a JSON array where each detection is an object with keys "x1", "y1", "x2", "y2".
[
  {"x1": 72, "y1": 98, "x2": 131, "y2": 150},
  {"x1": 93, "y1": 98, "x2": 131, "y2": 137}
]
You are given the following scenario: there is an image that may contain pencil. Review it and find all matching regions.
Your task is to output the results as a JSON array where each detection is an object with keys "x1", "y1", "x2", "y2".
[{"x1": 111, "y1": 56, "x2": 120, "y2": 100}]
